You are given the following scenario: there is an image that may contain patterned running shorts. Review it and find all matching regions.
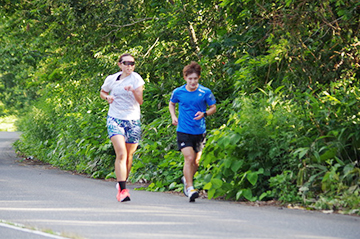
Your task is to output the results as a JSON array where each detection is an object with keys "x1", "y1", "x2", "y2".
[{"x1": 107, "y1": 116, "x2": 141, "y2": 144}]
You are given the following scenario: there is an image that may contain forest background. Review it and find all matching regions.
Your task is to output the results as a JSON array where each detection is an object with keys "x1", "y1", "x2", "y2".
[{"x1": 1, "y1": 0, "x2": 359, "y2": 214}]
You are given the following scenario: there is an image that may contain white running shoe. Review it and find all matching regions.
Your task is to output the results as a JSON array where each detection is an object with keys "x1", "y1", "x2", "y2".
[
  {"x1": 181, "y1": 176, "x2": 188, "y2": 197},
  {"x1": 188, "y1": 189, "x2": 199, "y2": 202}
]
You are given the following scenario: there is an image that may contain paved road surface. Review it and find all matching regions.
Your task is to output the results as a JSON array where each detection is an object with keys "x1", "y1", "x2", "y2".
[{"x1": 0, "y1": 132, "x2": 359, "y2": 239}]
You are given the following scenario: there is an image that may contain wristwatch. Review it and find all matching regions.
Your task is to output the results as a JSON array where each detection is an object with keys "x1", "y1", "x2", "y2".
[{"x1": 204, "y1": 112, "x2": 207, "y2": 117}]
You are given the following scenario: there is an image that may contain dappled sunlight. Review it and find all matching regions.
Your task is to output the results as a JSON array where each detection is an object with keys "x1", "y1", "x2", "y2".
[{"x1": 0, "y1": 116, "x2": 17, "y2": 132}]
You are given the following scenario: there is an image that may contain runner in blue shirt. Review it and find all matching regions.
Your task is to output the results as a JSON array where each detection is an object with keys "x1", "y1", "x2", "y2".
[{"x1": 169, "y1": 61, "x2": 216, "y2": 202}]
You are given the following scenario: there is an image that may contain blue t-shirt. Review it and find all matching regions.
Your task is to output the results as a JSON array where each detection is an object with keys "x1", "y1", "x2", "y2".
[{"x1": 170, "y1": 84, "x2": 216, "y2": 135}]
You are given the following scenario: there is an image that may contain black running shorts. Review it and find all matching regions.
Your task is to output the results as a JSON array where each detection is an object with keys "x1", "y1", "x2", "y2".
[{"x1": 176, "y1": 132, "x2": 206, "y2": 153}]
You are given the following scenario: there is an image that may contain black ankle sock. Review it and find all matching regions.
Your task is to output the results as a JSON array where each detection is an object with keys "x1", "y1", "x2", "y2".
[{"x1": 118, "y1": 181, "x2": 126, "y2": 190}]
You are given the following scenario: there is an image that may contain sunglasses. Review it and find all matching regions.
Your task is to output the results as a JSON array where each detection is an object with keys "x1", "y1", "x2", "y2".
[{"x1": 121, "y1": 61, "x2": 135, "y2": 66}]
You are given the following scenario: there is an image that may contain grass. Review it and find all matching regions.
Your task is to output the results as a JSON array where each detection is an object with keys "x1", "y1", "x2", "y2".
[{"x1": 0, "y1": 115, "x2": 17, "y2": 132}]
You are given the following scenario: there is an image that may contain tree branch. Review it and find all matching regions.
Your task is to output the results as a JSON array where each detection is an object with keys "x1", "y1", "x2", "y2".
[
  {"x1": 107, "y1": 17, "x2": 157, "y2": 28},
  {"x1": 187, "y1": 21, "x2": 200, "y2": 57},
  {"x1": 104, "y1": 17, "x2": 159, "y2": 38},
  {"x1": 144, "y1": 37, "x2": 159, "y2": 58}
]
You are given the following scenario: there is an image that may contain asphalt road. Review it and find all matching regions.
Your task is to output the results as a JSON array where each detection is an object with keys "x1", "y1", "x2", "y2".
[{"x1": 0, "y1": 132, "x2": 359, "y2": 239}]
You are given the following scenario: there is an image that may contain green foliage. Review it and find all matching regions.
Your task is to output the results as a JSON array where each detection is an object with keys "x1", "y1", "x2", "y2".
[
  {"x1": 295, "y1": 79, "x2": 360, "y2": 213},
  {"x1": 131, "y1": 107, "x2": 183, "y2": 191},
  {"x1": 269, "y1": 170, "x2": 301, "y2": 203},
  {"x1": 2, "y1": 0, "x2": 359, "y2": 215},
  {"x1": 202, "y1": 86, "x2": 304, "y2": 201}
]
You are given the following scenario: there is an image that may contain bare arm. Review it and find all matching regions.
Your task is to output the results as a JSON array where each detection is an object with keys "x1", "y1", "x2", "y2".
[
  {"x1": 194, "y1": 104, "x2": 217, "y2": 120},
  {"x1": 125, "y1": 85, "x2": 144, "y2": 105},
  {"x1": 169, "y1": 101, "x2": 178, "y2": 126},
  {"x1": 100, "y1": 89, "x2": 114, "y2": 104},
  {"x1": 207, "y1": 104, "x2": 217, "y2": 116}
]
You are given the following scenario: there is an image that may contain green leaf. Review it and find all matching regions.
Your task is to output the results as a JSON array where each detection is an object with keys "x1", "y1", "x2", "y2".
[
  {"x1": 236, "y1": 190, "x2": 243, "y2": 200},
  {"x1": 242, "y1": 188, "x2": 254, "y2": 201},
  {"x1": 319, "y1": 147, "x2": 338, "y2": 162},
  {"x1": 168, "y1": 182, "x2": 177, "y2": 190},
  {"x1": 207, "y1": 188, "x2": 216, "y2": 200},
  {"x1": 323, "y1": 91, "x2": 341, "y2": 103},
  {"x1": 231, "y1": 160, "x2": 243, "y2": 173},
  {"x1": 257, "y1": 168, "x2": 264, "y2": 174},
  {"x1": 285, "y1": 0, "x2": 292, "y2": 7},
  {"x1": 218, "y1": 133, "x2": 241, "y2": 148},
  {"x1": 247, "y1": 171, "x2": 258, "y2": 186},
  {"x1": 294, "y1": 147, "x2": 309, "y2": 159},
  {"x1": 203, "y1": 182, "x2": 212, "y2": 190},
  {"x1": 105, "y1": 172, "x2": 116, "y2": 179},
  {"x1": 224, "y1": 157, "x2": 232, "y2": 168},
  {"x1": 274, "y1": 85, "x2": 285, "y2": 94},
  {"x1": 211, "y1": 178, "x2": 223, "y2": 189},
  {"x1": 259, "y1": 192, "x2": 268, "y2": 201}
]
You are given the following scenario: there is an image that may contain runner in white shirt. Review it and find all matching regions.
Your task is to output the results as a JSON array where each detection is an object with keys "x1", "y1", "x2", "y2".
[{"x1": 100, "y1": 53, "x2": 145, "y2": 202}]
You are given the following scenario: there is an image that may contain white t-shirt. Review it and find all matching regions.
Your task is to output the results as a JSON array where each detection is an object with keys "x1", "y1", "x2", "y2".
[{"x1": 101, "y1": 71, "x2": 145, "y2": 120}]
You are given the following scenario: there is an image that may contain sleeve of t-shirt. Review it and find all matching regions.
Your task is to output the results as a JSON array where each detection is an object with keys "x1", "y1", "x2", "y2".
[
  {"x1": 206, "y1": 90, "x2": 216, "y2": 106},
  {"x1": 101, "y1": 75, "x2": 114, "y2": 92},
  {"x1": 133, "y1": 72, "x2": 145, "y2": 89},
  {"x1": 169, "y1": 89, "x2": 179, "y2": 103}
]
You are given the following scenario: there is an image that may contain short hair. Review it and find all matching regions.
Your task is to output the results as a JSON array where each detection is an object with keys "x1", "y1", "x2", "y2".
[
  {"x1": 118, "y1": 53, "x2": 134, "y2": 63},
  {"x1": 183, "y1": 61, "x2": 201, "y2": 77}
]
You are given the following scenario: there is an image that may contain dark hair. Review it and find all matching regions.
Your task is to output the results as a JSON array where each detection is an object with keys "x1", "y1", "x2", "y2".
[
  {"x1": 118, "y1": 53, "x2": 134, "y2": 63},
  {"x1": 183, "y1": 61, "x2": 201, "y2": 77}
]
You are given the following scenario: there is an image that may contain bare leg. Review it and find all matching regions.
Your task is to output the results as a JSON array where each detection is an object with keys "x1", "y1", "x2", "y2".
[
  {"x1": 111, "y1": 135, "x2": 127, "y2": 181},
  {"x1": 125, "y1": 143, "x2": 138, "y2": 179},
  {"x1": 181, "y1": 147, "x2": 202, "y2": 188}
]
